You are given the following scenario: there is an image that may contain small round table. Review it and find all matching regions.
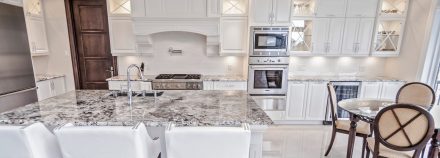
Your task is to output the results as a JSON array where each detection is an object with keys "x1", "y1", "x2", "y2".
[{"x1": 338, "y1": 98, "x2": 440, "y2": 158}]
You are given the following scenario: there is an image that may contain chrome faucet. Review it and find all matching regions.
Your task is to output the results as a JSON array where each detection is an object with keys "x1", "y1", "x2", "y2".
[{"x1": 127, "y1": 64, "x2": 144, "y2": 103}]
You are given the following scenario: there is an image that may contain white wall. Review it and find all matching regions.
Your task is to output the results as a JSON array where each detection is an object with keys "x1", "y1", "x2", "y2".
[
  {"x1": 289, "y1": 57, "x2": 388, "y2": 77},
  {"x1": 384, "y1": 0, "x2": 439, "y2": 82},
  {"x1": 117, "y1": 32, "x2": 245, "y2": 76}
]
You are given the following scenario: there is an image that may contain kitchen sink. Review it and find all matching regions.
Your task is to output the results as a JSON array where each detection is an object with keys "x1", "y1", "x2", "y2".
[{"x1": 109, "y1": 91, "x2": 164, "y2": 97}]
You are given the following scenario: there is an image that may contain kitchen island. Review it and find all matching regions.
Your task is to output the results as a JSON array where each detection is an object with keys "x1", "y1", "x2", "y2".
[{"x1": 0, "y1": 90, "x2": 272, "y2": 158}]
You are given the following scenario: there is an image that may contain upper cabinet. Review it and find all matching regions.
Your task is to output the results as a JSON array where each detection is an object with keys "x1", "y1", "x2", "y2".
[
  {"x1": 131, "y1": 0, "x2": 208, "y2": 18},
  {"x1": 291, "y1": 0, "x2": 315, "y2": 17},
  {"x1": 220, "y1": 17, "x2": 248, "y2": 56},
  {"x1": 222, "y1": 0, "x2": 248, "y2": 16},
  {"x1": 341, "y1": 18, "x2": 375, "y2": 56},
  {"x1": 314, "y1": 0, "x2": 347, "y2": 17},
  {"x1": 23, "y1": 0, "x2": 50, "y2": 56},
  {"x1": 346, "y1": 0, "x2": 379, "y2": 18},
  {"x1": 107, "y1": 0, "x2": 138, "y2": 56},
  {"x1": 250, "y1": 0, "x2": 292, "y2": 26},
  {"x1": 108, "y1": 0, "x2": 131, "y2": 16}
]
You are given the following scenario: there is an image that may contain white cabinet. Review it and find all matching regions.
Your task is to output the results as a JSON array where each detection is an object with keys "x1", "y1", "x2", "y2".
[
  {"x1": 360, "y1": 82, "x2": 382, "y2": 99},
  {"x1": 203, "y1": 81, "x2": 247, "y2": 90},
  {"x1": 36, "y1": 80, "x2": 52, "y2": 101},
  {"x1": 220, "y1": 17, "x2": 248, "y2": 56},
  {"x1": 341, "y1": 18, "x2": 375, "y2": 56},
  {"x1": 141, "y1": 0, "x2": 207, "y2": 18},
  {"x1": 250, "y1": 0, "x2": 292, "y2": 26},
  {"x1": 380, "y1": 81, "x2": 405, "y2": 100},
  {"x1": 312, "y1": 18, "x2": 345, "y2": 55},
  {"x1": 346, "y1": 0, "x2": 379, "y2": 17},
  {"x1": 359, "y1": 81, "x2": 405, "y2": 100},
  {"x1": 222, "y1": 0, "x2": 248, "y2": 16},
  {"x1": 315, "y1": 0, "x2": 347, "y2": 17},
  {"x1": 36, "y1": 77, "x2": 66, "y2": 101},
  {"x1": 108, "y1": 17, "x2": 136, "y2": 55},
  {"x1": 23, "y1": 0, "x2": 49, "y2": 56},
  {"x1": 305, "y1": 82, "x2": 328, "y2": 120},
  {"x1": 286, "y1": 82, "x2": 307, "y2": 120},
  {"x1": 108, "y1": 81, "x2": 152, "y2": 91},
  {"x1": 286, "y1": 81, "x2": 328, "y2": 121}
]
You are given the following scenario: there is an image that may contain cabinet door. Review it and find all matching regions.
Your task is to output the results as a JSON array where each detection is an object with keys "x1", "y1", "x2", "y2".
[
  {"x1": 315, "y1": 0, "x2": 347, "y2": 17},
  {"x1": 250, "y1": 0, "x2": 273, "y2": 25},
  {"x1": 52, "y1": 77, "x2": 66, "y2": 96},
  {"x1": 203, "y1": 81, "x2": 214, "y2": 90},
  {"x1": 326, "y1": 18, "x2": 345, "y2": 55},
  {"x1": 109, "y1": 18, "x2": 136, "y2": 55},
  {"x1": 36, "y1": 80, "x2": 52, "y2": 101},
  {"x1": 213, "y1": 81, "x2": 247, "y2": 90},
  {"x1": 360, "y1": 82, "x2": 382, "y2": 99},
  {"x1": 305, "y1": 82, "x2": 328, "y2": 120},
  {"x1": 380, "y1": 82, "x2": 405, "y2": 100},
  {"x1": 27, "y1": 17, "x2": 49, "y2": 55},
  {"x1": 220, "y1": 17, "x2": 248, "y2": 55},
  {"x1": 273, "y1": 0, "x2": 292, "y2": 25},
  {"x1": 346, "y1": 0, "x2": 378, "y2": 17},
  {"x1": 356, "y1": 18, "x2": 375, "y2": 55},
  {"x1": 286, "y1": 82, "x2": 308, "y2": 120},
  {"x1": 131, "y1": 0, "x2": 146, "y2": 17},
  {"x1": 341, "y1": 18, "x2": 360, "y2": 55},
  {"x1": 311, "y1": 18, "x2": 330, "y2": 54}
]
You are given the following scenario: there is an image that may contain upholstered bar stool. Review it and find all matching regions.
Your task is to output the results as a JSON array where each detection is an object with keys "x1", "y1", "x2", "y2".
[
  {"x1": 165, "y1": 123, "x2": 251, "y2": 158},
  {"x1": 54, "y1": 122, "x2": 161, "y2": 158},
  {"x1": 367, "y1": 104, "x2": 435, "y2": 158},
  {"x1": 396, "y1": 82, "x2": 436, "y2": 109},
  {"x1": 325, "y1": 83, "x2": 371, "y2": 158},
  {"x1": 0, "y1": 122, "x2": 62, "y2": 158}
]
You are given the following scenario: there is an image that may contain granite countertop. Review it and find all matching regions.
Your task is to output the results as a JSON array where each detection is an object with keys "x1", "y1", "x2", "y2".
[
  {"x1": 35, "y1": 74, "x2": 65, "y2": 82},
  {"x1": 288, "y1": 76, "x2": 404, "y2": 82},
  {"x1": 0, "y1": 90, "x2": 273, "y2": 127},
  {"x1": 202, "y1": 75, "x2": 247, "y2": 81},
  {"x1": 106, "y1": 75, "x2": 156, "y2": 82},
  {"x1": 106, "y1": 75, "x2": 247, "y2": 82}
]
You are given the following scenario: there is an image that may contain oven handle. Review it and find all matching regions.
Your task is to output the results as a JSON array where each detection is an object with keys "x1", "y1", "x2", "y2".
[
  {"x1": 253, "y1": 31, "x2": 289, "y2": 35},
  {"x1": 250, "y1": 65, "x2": 289, "y2": 69}
]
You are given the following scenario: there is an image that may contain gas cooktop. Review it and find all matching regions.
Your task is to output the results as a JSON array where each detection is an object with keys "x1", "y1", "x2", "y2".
[{"x1": 155, "y1": 74, "x2": 201, "y2": 80}]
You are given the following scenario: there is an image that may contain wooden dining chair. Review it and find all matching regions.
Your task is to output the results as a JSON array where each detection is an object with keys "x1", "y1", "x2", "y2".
[
  {"x1": 325, "y1": 83, "x2": 372, "y2": 157},
  {"x1": 396, "y1": 82, "x2": 436, "y2": 109},
  {"x1": 367, "y1": 104, "x2": 435, "y2": 158}
]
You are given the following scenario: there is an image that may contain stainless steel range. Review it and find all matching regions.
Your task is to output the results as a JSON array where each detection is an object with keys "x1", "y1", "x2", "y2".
[{"x1": 152, "y1": 74, "x2": 203, "y2": 90}]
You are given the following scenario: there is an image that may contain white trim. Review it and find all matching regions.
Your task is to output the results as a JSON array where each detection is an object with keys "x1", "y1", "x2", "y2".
[{"x1": 421, "y1": 7, "x2": 440, "y2": 87}]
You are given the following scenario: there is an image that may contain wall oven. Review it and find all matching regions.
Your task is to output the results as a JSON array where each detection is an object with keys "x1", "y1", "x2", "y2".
[
  {"x1": 250, "y1": 26, "x2": 289, "y2": 56},
  {"x1": 248, "y1": 57, "x2": 289, "y2": 95}
]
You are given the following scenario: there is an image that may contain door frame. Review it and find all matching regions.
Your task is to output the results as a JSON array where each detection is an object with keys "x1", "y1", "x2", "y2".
[{"x1": 64, "y1": 0, "x2": 117, "y2": 89}]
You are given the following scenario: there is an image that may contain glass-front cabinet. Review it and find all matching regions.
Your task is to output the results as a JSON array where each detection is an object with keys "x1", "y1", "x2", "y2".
[
  {"x1": 378, "y1": 0, "x2": 408, "y2": 18},
  {"x1": 290, "y1": 19, "x2": 313, "y2": 55},
  {"x1": 373, "y1": 19, "x2": 404, "y2": 56},
  {"x1": 291, "y1": 0, "x2": 315, "y2": 17},
  {"x1": 108, "y1": 0, "x2": 131, "y2": 16},
  {"x1": 222, "y1": 0, "x2": 248, "y2": 16}
]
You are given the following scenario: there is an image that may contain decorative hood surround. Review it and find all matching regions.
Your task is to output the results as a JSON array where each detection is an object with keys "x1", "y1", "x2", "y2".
[{"x1": 132, "y1": 17, "x2": 220, "y2": 55}]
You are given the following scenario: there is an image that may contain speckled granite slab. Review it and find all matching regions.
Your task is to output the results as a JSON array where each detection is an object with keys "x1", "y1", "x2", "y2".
[
  {"x1": 288, "y1": 76, "x2": 404, "y2": 82},
  {"x1": 35, "y1": 74, "x2": 65, "y2": 82},
  {"x1": 106, "y1": 75, "x2": 156, "y2": 82},
  {"x1": 0, "y1": 90, "x2": 273, "y2": 127}
]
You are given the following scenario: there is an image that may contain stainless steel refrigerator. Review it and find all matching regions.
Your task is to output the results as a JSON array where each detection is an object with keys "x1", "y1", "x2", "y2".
[{"x1": 0, "y1": 2, "x2": 38, "y2": 113}]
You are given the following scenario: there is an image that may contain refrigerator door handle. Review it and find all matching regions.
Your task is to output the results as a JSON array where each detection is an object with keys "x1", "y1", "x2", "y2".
[{"x1": 0, "y1": 87, "x2": 38, "y2": 99}]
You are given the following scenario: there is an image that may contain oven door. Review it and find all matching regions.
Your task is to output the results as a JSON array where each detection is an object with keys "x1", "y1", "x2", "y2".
[
  {"x1": 253, "y1": 32, "x2": 288, "y2": 52},
  {"x1": 248, "y1": 65, "x2": 289, "y2": 94}
]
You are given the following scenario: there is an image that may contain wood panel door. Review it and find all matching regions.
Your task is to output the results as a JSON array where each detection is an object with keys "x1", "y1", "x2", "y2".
[{"x1": 69, "y1": 0, "x2": 117, "y2": 89}]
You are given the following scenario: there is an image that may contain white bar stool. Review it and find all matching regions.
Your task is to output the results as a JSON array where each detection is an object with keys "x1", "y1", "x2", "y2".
[
  {"x1": 165, "y1": 124, "x2": 251, "y2": 158},
  {"x1": 54, "y1": 122, "x2": 161, "y2": 158},
  {"x1": 0, "y1": 122, "x2": 62, "y2": 158}
]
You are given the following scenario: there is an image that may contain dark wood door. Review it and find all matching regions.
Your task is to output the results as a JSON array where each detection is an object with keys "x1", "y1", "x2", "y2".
[{"x1": 69, "y1": 0, "x2": 116, "y2": 89}]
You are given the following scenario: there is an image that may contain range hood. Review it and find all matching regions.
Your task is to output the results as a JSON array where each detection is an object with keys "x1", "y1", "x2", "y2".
[{"x1": 132, "y1": 17, "x2": 220, "y2": 56}]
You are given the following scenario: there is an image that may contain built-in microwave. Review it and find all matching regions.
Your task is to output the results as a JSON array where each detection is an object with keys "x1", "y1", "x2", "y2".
[{"x1": 250, "y1": 26, "x2": 289, "y2": 56}]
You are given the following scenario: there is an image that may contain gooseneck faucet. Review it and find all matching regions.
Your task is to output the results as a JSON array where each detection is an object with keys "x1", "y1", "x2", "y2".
[{"x1": 127, "y1": 64, "x2": 144, "y2": 103}]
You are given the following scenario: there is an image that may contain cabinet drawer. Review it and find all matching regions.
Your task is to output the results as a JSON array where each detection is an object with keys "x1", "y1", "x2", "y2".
[
  {"x1": 108, "y1": 81, "x2": 147, "y2": 91},
  {"x1": 213, "y1": 81, "x2": 247, "y2": 90}
]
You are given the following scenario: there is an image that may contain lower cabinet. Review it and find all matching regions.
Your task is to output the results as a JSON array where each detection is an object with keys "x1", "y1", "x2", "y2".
[
  {"x1": 203, "y1": 81, "x2": 247, "y2": 90},
  {"x1": 360, "y1": 81, "x2": 405, "y2": 100},
  {"x1": 36, "y1": 77, "x2": 66, "y2": 101},
  {"x1": 285, "y1": 81, "x2": 328, "y2": 121},
  {"x1": 108, "y1": 81, "x2": 152, "y2": 91}
]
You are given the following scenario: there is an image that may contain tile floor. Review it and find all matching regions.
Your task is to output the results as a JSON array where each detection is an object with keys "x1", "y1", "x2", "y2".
[{"x1": 262, "y1": 125, "x2": 365, "y2": 158}]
